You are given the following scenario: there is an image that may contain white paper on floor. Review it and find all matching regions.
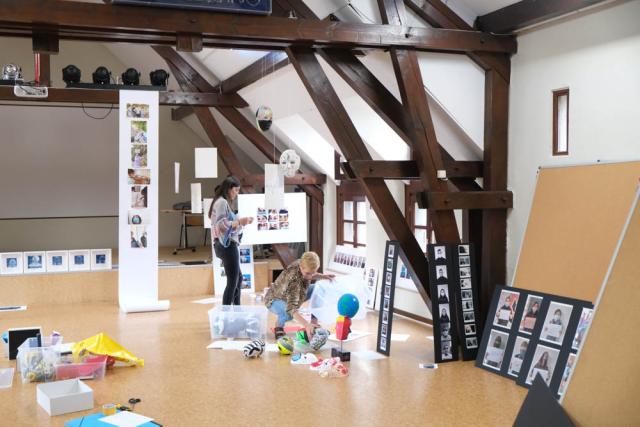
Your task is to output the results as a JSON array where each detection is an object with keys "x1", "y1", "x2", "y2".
[
  {"x1": 192, "y1": 297, "x2": 221, "y2": 305},
  {"x1": 207, "y1": 340, "x2": 251, "y2": 350},
  {"x1": 99, "y1": 410, "x2": 154, "y2": 427},
  {"x1": 391, "y1": 334, "x2": 410, "y2": 342},
  {"x1": 351, "y1": 350, "x2": 386, "y2": 361},
  {"x1": 426, "y1": 336, "x2": 434, "y2": 341},
  {"x1": 265, "y1": 343, "x2": 280, "y2": 352},
  {"x1": 328, "y1": 330, "x2": 371, "y2": 342}
]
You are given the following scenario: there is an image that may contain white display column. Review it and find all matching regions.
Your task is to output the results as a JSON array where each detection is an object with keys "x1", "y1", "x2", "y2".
[{"x1": 118, "y1": 90, "x2": 169, "y2": 313}]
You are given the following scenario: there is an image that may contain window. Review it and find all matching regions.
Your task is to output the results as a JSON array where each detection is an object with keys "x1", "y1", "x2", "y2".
[
  {"x1": 405, "y1": 183, "x2": 434, "y2": 254},
  {"x1": 337, "y1": 181, "x2": 367, "y2": 248},
  {"x1": 553, "y1": 89, "x2": 569, "y2": 156}
]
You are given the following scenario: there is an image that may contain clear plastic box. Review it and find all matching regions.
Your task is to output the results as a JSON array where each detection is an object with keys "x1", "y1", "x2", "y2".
[
  {"x1": 208, "y1": 305, "x2": 268, "y2": 340},
  {"x1": 55, "y1": 354, "x2": 107, "y2": 381},
  {"x1": 17, "y1": 337, "x2": 64, "y2": 383}
]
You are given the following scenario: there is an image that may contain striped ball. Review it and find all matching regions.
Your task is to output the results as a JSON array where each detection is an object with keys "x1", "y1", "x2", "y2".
[{"x1": 243, "y1": 339, "x2": 266, "y2": 358}]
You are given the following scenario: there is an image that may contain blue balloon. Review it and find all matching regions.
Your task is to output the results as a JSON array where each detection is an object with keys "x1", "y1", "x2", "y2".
[{"x1": 337, "y1": 293, "x2": 360, "y2": 318}]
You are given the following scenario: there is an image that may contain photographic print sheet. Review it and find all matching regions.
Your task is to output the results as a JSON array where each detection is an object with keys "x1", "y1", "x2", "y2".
[
  {"x1": 377, "y1": 241, "x2": 398, "y2": 356},
  {"x1": 238, "y1": 193, "x2": 307, "y2": 245},
  {"x1": 428, "y1": 244, "x2": 459, "y2": 363},
  {"x1": 451, "y1": 243, "x2": 481, "y2": 361}
]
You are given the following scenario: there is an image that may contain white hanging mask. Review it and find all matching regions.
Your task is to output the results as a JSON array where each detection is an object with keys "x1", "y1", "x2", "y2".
[{"x1": 279, "y1": 149, "x2": 301, "y2": 178}]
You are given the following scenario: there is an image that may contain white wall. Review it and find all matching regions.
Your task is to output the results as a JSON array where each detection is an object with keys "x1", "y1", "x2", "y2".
[{"x1": 507, "y1": 0, "x2": 640, "y2": 282}]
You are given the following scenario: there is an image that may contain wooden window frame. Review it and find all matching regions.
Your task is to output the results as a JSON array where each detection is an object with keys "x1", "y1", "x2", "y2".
[
  {"x1": 337, "y1": 181, "x2": 367, "y2": 248},
  {"x1": 553, "y1": 88, "x2": 570, "y2": 156}
]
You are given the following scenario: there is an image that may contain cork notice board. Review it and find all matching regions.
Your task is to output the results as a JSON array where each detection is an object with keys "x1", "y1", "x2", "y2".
[
  {"x1": 513, "y1": 161, "x2": 640, "y2": 302},
  {"x1": 562, "y1": 191, "x2": 640, "y2": 426}
]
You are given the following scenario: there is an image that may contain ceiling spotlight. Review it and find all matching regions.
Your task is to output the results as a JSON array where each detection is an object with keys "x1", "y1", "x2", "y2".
[
  {"x1": 92, "y1": 66, "x2": 111, "y2": 85},
  {"x1": 149, "y1": 69, "x2": 170, "y2": 87},
  {"x1": 121, "y1": 68, "x2": 140, "y2": 86},
  {"x1": 2, "y1": 63, "x2": 23, "y2": 81},
  {"x1": 62, "y1": 64, "x2": 81, "y2": 85}
]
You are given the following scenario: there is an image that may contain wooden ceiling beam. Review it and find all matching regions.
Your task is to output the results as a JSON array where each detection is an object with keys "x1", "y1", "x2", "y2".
[
  {"x1": 476, "y1": 0, "x2": 609, "y2": 34},
  {"x1": 344, "y1": 160, "x2": 483, "y2": 179},
  {"x1": 0, "y1": 0, "x2": 517, "y2": 54},
  {"x1": 239, "y1": 173, "x2": 326, "y2": 186},
  {"x1": 426, "y1": 191, "x2": 512, "y2": 210},
  {"x1": 0, "y1": 86, "x2": 248, "y2": 107},
  {"x1": 287, "y1": 45, "x2": 433, "y2": 310}
]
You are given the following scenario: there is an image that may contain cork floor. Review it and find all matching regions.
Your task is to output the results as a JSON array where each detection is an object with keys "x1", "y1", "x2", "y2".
[{"x1": 0, "y1": 297, "x2": 527, "y2": 426}]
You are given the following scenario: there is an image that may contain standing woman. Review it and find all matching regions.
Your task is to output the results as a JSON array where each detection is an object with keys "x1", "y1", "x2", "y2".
[{"x1": 210, "y1": 176, "x2": 254, "y2": 305}]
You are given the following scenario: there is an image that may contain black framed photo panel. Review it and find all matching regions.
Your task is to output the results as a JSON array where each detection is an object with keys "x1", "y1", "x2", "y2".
[
  {"x1": 516, "y1": 295, "x2": 593, "y2": 397},
  {"x1": 451, "y1": 243, "x2": 480, "y2": 361},
  {"x1": 377, "y1": 240, "x2": 399, "y2": 356},
  {"x1": 428, "y1": 244, "x2": 459, "y2": 363}
]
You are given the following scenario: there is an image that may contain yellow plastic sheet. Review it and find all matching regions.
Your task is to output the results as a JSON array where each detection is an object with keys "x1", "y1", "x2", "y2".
[{"x1": 72, "y1": 333, "x2": 144, "y2": 367}]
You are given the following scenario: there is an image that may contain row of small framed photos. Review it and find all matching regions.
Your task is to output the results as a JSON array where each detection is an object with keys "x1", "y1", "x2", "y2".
[
  {"x1": 376, "y1": 241, "x2": 399, "y2": 356},
  {"x1": 0, "y1": 249, "x2": 113, "y2": 275},
  {"x1": 476, "y1": 285, "x2": 593, "y2": 398}
]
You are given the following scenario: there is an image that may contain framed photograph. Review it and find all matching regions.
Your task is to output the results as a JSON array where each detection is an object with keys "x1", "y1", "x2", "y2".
[
  {"x1": 571, "y1": 308, "x2": 594, "y2": 351},
  {"x1": 525, "y1": 344, "x2": 560, "y2": 386},
  {"x1": 23, "y1": 251, "x2": 46, "y2": 274},
  {"x1": 458, "y1": 256, "x2": 470, "y2": 267},
  {"x1": 460, "y1": 278, "x2": 472, "y2": 289},
  {"x1": 540, "y1": 301, "x2": 574, "y2": 345},
  {"x1": 91, "y1": 249, "x2": 112, "y2": 271},
  {"x1": 518, "y1": 294, "x2": 543, "y2": 334},
  {"x1": 507, "y1": 336, "x2": 530, "y2": 377},
  {"x1": 466, "y1": 337, "x2": 478, "y2": 348},
  {"x1": 482, "y1": 329, "x2": 509, "y2": 370},
  {"x1": 459, "y1": 266, "x2": 471, "y2": 278},
  {"x1": 438, "y1": 304, "x2": 451, "y2": 323},
  {"x1": 436, "y1": 284, "x2": 449, "y2": 304},
  {"x1": 557, "y1": 353, "x2": 577, "y2": 397},
  {"x1": 463, "y1": 311, "x2": 475, "y2": 323},
  {"x1": 433, "y1": 245, "x2": 447, "y2": 262},
  {"x1": 46, "y1": 251, "x2": 68, "y2": 273},
  {"x1": 0, "y1": 252, "x2": 23, "y2": 275},
  {"x1": 68, "y1": 250, "x2": 91, "y2": 272},
  {"x1": 435, "y1": 265, "x2": 448, "y2": 282},
  {"x1": 458, "y1": 244, "x2": 469, "y2": 255},
  {"x1": 464, "y1": 324, "x2": 476, "y2": 336},
  {"x1": 493, "y1": 289, "x2": 520, "y2": 329}
]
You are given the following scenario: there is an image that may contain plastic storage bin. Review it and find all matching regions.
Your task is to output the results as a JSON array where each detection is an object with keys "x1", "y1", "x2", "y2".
[
  {"x1": 17, "y1": 337, "x2": 64, "y2": 383},
  {"x1": 208, "y1": 305, "x2": 267, "y2": 340},
  {"x1": 55, "y1": 354, "x2": 107, "y2": 381}
]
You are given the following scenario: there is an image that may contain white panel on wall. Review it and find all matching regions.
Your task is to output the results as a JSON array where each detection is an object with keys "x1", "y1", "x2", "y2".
[
  {"x1": 194, "y1": 147, "x2": 217, "y2": 178},
  {"x1": 237, "y1": 193, "x2": 307, "y2": 245}
]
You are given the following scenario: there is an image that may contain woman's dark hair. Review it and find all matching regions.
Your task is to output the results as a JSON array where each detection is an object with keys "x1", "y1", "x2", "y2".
[{"x1": 209, "y1": 176, "x2": 241, "y2": 218}]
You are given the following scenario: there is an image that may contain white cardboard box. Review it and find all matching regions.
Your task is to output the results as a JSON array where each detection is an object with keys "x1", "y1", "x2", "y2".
[{"x1": 36, "y1": 379, "x2": 93, "y2": 416}]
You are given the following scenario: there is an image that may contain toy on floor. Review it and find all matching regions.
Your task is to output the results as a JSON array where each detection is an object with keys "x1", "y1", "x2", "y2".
[
  {"x1": 315, "y1": 357, "x2": 349, "y2": 378},
  {"x1": 243, "y1": 339, "x2": 266, "y2": 358},
  {"x1": 332, "y1": 294, "x2": 360, "y2": 362},
  {"x1": 277, "y1": 336, "x2": 294, "y2": 355},
  {"x1": 294, "y1": 327, "x2": 329, "y2": 352},
  {"x1": 291, "y1": 353, "x2": 319, "y2": 365}
]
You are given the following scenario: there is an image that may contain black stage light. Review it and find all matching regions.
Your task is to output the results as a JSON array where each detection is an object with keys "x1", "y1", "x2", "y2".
[
  {"x1": 122, "y1": 68, "x2": 141, "y2": 86},
  {"x1": 92, "y1": 66, "x2": 111, "y2": 85},
  {"x1": 149, "y1": 69, "x2": 170, "y2": 87},
  {"x1": 62, "y1": 65, "x2": 81, "y2": 85}
]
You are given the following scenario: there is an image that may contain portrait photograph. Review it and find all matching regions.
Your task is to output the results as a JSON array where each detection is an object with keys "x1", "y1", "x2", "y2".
[
  {"x1": 572, "y1": 307, "x2": 594, "y2": 351},
  {"x1": 130, "y1": 225, "x2": 148, "y2": 249},
  {"x1": 526, "y1": 344, "x2": 560, "y2": 386},
  {"x1": 386, "y1": 259, "x2": 393, "y2": 271},
  {"x1": 482, "y1": 329, "x2": 509, "y2": 370},
  {"x1": 383, "y1": 298, "x2": 390, "y2": 311},
  {"x1": 23, "y1": 252, "x2": 45, "y2": 274},
  {"x1": 438, "y1": 304, "x2": 451, "y2": 323},
  {"x1": 507, "y1": 336, "x2": 530, "y2": 377},
  {"x1": 436, "y1": 284, "x2": 449, "y2": 304},
  {"x1": 434, "y1": 245, "x2": 446, "y2": 262},
  {"x1": 441, "y1": 323, "x2": 452, "y2": 341},
  {"x1": 540, "y1": 301, "x2": 574, "y2": 345},
  {"x1": 557, "y1": 353, "x2": 577, "y2": 396},
  {"x1": 130, "y1": 120, "x2": 148, "y2": 144},
  {"x1": 387, "y1": 245, "x2": 395, "y2": 258},
  {"x1": 458, "y1": 245, "x2": 469, "y2": 255},
  {"x1": 459, "y1": 256, "x2": 470, "y2": 267},
  {"x1": 0, "y1": 252, "x2": 23, "y2": 275},
  {"x1": 384, "y1": 285, "x2": 391, "y2": 298},
  {"x1": 461, "y1": 290, "x2": 472, "y2": 300},
  {"x1": 459, "y1": 266, "x2": 471, "y2": 278},
  {"x1": 441, "y1": 340, "x2": 453, "y2": 360},
  {"x1": 68, "y1": 250, "x2": 91, "y2": 271},
  {"x1": 46, "y1": 251, "x2": 68, "y2": 273},
  {"x1": 130, "y1": 185, "x2": 148, "y2": 208},
  {"x1": 128, "y1": 209, "x2": 151, "y2": 225},
  {"x1": 466, "y1": 337, "x2": 478, "y2": 348},
  {"x1": 464, "y1": 324, "x2": 476, "y2": 336},
  {"x1": 381, "y1": 324, "x2": 388, "y2": 337},
  {"x1": 463, "y1": 311, "x2": 475, "y2": 323},
  {"x1": 385, "y1": 272, "x2": 392, "y2": 285},
  {"x1": 462, "y1": 300, "x2": 474, "y2": 311},
  {"x1": 460, "y1": 278, "x2": 472, "y2": 289},
  {"x1": 518, "y1": 294, "x2": 543, "y2": 334},
  {"x1": 435, "y1": 265, "x2": 448, "y2": 282},
  {"x1": 127, "y1": 168, "x2": 151, "y2": 185},
  {"x1": 129, "y1": 141, "x2": 148, "y2": 166},
  {"x1": 382, "y1": 310, "x2": 389, "y2": 324},
  {"x1": 239, "y1": 248, "x2": 250, "y2": 257},
  {"x1": 380, "y1": 336, "x2": 387, "y2": 352},
  {"x1": 493, "y1": 289, "x2": 520, "y2": 329},
  {"x1": 126, "y1": 103, "x2": 149, "y2": 118}
]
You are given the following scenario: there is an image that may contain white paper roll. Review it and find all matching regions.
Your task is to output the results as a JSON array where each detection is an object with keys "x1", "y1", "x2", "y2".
[
  {"x1": 191, "y1": 183, "x2": 202, "y2": 213},
  {"x1": 174, "y1": 162, "x2": 180, "y2": 194},
  {"x1": 120, "y1": 300, "x2": 170, "y2": 313},
  {"x1": 264, "y1": 164, "x2": 284, "y2": 210}
]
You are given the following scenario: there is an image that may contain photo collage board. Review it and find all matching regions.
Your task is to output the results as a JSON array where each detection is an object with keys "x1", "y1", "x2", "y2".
[
  {"x1": 126, "y1": 102, "x2": 151, "y2": 250},
  {"x1": 451, "y1": 243, "x2": 481, "y2": 361},
  {"x1": 328, "y1": 245, "x2": 366, "y2": 275},
  {"x1": 213, "y1": 245, "x2": 255, "y2": 296},
  {"x1": 376, "y1": 241, "x2": 399, "y2": 356},
  {"x1": 476, "y1": 285, "x2": 593, "y2": 399},
  {"x1": 428, "y1": 244, "x2": 459, "y2": 363}
]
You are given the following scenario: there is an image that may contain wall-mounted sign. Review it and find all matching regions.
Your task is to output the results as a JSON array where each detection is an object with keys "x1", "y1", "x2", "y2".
[{"x1": 112, "y1": 0, "x2": 272, "y2": 15}]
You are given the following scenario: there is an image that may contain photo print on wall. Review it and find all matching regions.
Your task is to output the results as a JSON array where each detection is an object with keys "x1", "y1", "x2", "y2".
[
  {"x1": 130, "y1": 120, "x2": 148, "y2": 144},
  {"x1": 128, "y1": 168, "x2": 151, "y2": 185},
  {"x1": 126, "y1": 103, "x2": 149, "y2": 119}
]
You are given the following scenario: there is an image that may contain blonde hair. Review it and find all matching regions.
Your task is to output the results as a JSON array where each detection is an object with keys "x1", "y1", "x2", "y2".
[{"x1": 300, "y1": 251, "x2": 320, "y2": 271}]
